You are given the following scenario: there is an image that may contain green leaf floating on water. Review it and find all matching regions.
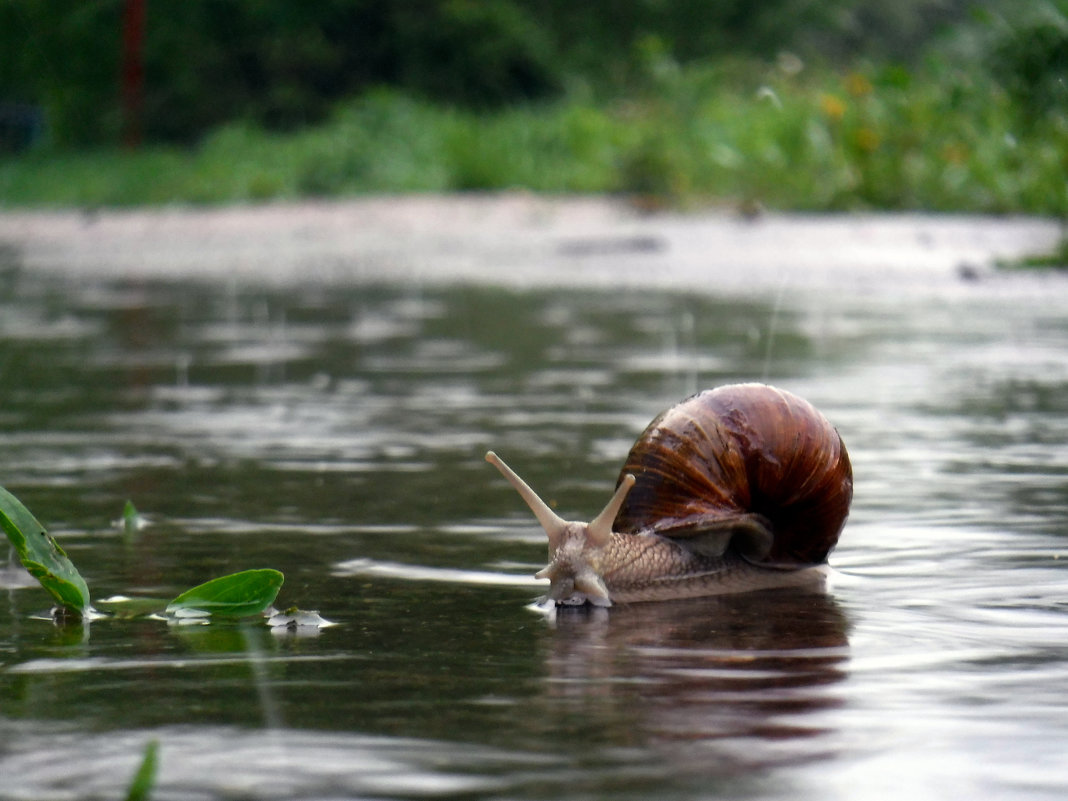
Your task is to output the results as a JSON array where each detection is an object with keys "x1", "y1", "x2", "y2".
[
  {"x1": 0, "y1": 485, "x2": 91, "y2": 615},
  {"x1": 166, "y1": 569, "x2": 284, "y2": 618}
]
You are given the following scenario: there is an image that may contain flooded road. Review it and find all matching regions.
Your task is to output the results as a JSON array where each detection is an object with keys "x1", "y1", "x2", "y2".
[{"x1": 0, "y1": 197, "x2": 1066, "y2": 799}]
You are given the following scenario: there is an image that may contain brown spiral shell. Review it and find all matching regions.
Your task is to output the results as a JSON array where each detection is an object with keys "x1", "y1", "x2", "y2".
[{"x1": 612, "y1": 383, "x2": 853, "y2": 566}]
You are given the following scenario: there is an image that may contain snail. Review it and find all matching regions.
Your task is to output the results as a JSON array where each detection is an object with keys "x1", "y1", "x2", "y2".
[{"x1": 485, "y1": 383, "x2": 852, "y2": 605}]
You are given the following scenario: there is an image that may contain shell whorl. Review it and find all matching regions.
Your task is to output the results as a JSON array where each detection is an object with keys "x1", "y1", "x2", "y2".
[{"x1": 612, "y1": 383, "x2": 852, "y2": 566}]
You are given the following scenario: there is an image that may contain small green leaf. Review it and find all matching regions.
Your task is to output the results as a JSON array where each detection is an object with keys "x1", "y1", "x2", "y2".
[
  {"x1": 125, "y1": 739, "x2": 159, "y2": 801},
  {"x1": 123, "y1": 500, "x2": 142, "y2": 537},
  {"x1": 166, "y1": 569, "x2": 284, "y2": 619},
  {"x1": 0, "y1": 485, "x2": 91, "y2": 615}
]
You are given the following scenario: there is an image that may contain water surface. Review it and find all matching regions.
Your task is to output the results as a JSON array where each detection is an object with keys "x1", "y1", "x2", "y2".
[{"x1": 0, "y1": 219, "x2": 1066, "y2": 800}]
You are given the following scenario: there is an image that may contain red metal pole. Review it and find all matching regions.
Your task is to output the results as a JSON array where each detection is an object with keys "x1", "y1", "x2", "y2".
[{"x1": 121, "y1": 0, "x2": 145, "y2": 148}]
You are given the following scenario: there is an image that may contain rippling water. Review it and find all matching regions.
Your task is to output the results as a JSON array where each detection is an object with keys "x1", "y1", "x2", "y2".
[{"x1": 0, "y1": 223, "x2": 1066, "y2": 800}]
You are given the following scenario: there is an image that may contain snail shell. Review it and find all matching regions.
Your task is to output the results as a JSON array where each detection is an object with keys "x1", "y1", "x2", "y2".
[
  {"x1": 486, "y1": 383, "x2": 852, "y2": 605},
  {"x1": 613, "y1": 383, "x2": 852, "y2": 567}
]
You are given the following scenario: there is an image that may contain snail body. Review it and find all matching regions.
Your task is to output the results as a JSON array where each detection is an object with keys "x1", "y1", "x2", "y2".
[{"x1": 486, "y1": 383, "x2": 852, "y2": 605}]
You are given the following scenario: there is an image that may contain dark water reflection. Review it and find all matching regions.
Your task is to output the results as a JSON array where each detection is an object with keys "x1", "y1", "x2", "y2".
[
  {"x1": 536, "y1": 590, "x2": 850, "y2": 770},
  {"x1": 0, "y1": 260, "x2": 1066, "y2": 799}
]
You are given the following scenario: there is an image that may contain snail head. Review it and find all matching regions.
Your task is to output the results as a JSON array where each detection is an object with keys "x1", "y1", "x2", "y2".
[{"x1": 485, "y1": 451, "x2": 635, "y2": 607}]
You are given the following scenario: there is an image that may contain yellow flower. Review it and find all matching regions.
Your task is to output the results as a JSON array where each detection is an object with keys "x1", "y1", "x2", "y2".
[
  {"x1": 853, "y1": 127, "x2": 880, "y2": 153},
  {"x1": 941, "y1": 142, "x2": 968, "y2": 164},
  {"x1": 819, "y1": 93, "x2": 846, "y2": 121},
  {"x1": 845, "y1": 73, "x2": 873, "y2": 98}
]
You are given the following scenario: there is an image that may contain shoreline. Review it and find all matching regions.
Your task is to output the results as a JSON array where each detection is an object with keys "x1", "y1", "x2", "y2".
[{"x1": 0, "y1": 194, "x2": 1061, "y2": 293}]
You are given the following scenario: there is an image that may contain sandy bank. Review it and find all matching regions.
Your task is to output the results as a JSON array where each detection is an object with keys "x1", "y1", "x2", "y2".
[{"x1": 0, "y1": 194, "x2": 1060, "y2": 294}]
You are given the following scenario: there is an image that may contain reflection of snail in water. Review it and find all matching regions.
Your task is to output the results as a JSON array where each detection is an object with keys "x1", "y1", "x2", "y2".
[
  {"x1": 486, "y1": 384, "x2": 853, "y2": 605},
  {"x1": 541, "y1": 589, "x2": 852, "y2": 770}
]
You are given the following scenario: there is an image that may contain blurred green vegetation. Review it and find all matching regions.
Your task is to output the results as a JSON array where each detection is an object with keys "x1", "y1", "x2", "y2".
[{"x1": 0, "y1": 0, "x2": 1066, "y2": 213}]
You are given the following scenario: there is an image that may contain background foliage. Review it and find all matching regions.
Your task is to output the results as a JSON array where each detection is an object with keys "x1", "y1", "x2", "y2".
[
  {"x1": 0, "y1": 0, "x2": 1065, "y2": 214},
  {"x1": 0, "y1": 0, "x2": 1030, "y2": 145}
]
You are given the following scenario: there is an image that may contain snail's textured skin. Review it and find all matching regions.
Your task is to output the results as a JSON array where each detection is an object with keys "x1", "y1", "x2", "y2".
[
  {"x1": 486, "y1": 383, "x2": 852, "y2": 606},
  {"x1": 592, "y1": 532, "x2": 829, "y2": 604}
]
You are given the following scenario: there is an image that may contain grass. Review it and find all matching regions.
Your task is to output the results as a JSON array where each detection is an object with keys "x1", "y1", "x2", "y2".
[
  {"x1": 1000, "y1": 224, "x2": 1068, "y2": 269},
  {"x1": 1, "y1": 61, "x2": 1066, "y2": 216}
]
